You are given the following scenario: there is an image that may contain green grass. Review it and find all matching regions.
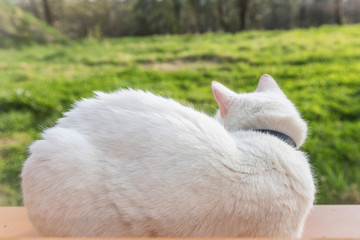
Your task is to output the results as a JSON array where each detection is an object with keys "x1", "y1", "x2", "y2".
[
  {"x1": 1, "y1": 24, "x2": 360, "y2": 205},
  {"x1": 0, "y1": 1, "x2": 67, "y2": 48}
]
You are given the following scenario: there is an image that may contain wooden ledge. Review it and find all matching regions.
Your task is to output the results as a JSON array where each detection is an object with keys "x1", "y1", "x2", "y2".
[{"x1": 1, "y1": 205, "x2": 360, "y2": 238}]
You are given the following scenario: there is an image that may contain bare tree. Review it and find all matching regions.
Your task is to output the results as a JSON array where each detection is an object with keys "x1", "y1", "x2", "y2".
[
  {"x1": 134, "y1": 0, "x2": 153, "y2": 35},
  {"x1": 29, "y1": 0, "x2": 41, "y2": 19},
  {"x1": 335, "y1": 0, "x2": 345, "y2": 25},
  {"x1": 173, "y1": 0, "x2": 181, "y2": 33},
  {"x1": 42, "y1": 0, "x2": 53, "y2": 25},
  {"x1": 217, "y1": 0, "x2": 237, "y2": 32},
  {"x1": 217, "y1": 0, "x2": 226, "y2": 30},
  {"x1": 237, "y1": 0, "x2": 250, "y2": 30},
  {"x1": 189, "y1": 0, "x2": 204, "y2": 32}
]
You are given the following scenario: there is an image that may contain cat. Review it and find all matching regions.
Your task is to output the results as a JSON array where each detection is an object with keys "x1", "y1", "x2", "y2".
[{"x1": 21, "y1": 74, "x2": 315, "y2": 238}]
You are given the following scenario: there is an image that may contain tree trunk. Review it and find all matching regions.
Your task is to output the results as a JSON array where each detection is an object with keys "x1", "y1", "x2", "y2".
[
  {"x1": 237, "y1": 0, "x2": 250, "y2": 31},
  {"x1": 42, "y1": 0, "x2": 53, "y2": 26},
  {"x1": 29, "y1": 0, "x2": 41, "y2": 19},
  {"x1": 269, "y1": 0, "x2": 278, "y2": 29},
  {"x1": 173, "y1": 0, "x2": 181, "y2": 33},
  {"x1": 190, "y1": 0, "x2": 203, "y2": 33},
  {"x1": 217, "y1": 0, "x2": 225, "y2": 30},
  {"x1": 335, "y1": 0, "x2": 345, "y2": 25},
  {"x1": 134, "y1": 0, "x2": 152, "y2": 35}
]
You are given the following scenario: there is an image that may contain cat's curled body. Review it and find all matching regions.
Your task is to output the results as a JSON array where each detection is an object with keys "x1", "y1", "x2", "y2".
[{"x1": 21, "y1": 75, "x2": 315, "y2": 238}]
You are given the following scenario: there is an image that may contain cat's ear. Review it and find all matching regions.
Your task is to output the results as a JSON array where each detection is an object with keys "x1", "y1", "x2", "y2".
[
  {"x1": 256, "y1": 74, "x2": 284, "y2": 94},
  {"x1": 212, "y1": 81, "x2": 237, "y2": 118}
]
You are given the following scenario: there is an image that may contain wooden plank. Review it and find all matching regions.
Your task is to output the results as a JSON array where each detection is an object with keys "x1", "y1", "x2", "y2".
[
  {"x1": 302, "y1": 205, "x2": 360, "y2": 238},
  {"x1": 0, "y1": 207, "x2": 38, "y2": 237},
  {"x1": 0, "y1": 205, "x2": 360, "y2": 238}
]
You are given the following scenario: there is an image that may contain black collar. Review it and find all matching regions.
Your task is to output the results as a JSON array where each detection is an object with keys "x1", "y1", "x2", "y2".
[{"x1": 254, "y1": 129, "x2": 297, "y2": 148}]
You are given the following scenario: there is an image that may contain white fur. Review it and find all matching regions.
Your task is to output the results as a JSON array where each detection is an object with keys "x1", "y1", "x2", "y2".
[{"x1": 21, "y1": 74, "x2": 315, "y2": 238}]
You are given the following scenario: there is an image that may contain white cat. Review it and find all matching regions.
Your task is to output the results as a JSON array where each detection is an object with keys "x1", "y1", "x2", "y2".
[{"x1": 21, "y1": 74, "x2": 315, "y2": 238}]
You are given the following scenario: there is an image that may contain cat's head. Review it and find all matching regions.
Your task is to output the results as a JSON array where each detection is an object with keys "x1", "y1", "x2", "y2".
[{"x1": 212, "y1": 74, "x2": 307, "y2": 148}]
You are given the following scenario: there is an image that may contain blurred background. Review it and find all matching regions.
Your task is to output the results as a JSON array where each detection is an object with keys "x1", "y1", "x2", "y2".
[
  {"x1": 0, "y1": 0, "x2": 359, "y2": 205},
  {"x1": 2, "y1": 0, "x2": 360, "y2": 41}
]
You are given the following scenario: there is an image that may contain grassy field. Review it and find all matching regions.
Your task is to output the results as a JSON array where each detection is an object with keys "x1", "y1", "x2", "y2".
[
  {"x1": 0, "y1": 1, "x2": 67, "y2": 48},
  {"x1": 0, "y1": 24, "x2": 360, "y2": 205}
]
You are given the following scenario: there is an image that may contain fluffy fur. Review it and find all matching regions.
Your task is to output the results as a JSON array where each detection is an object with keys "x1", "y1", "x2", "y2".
[{"x1": 21, "y1": 74, "x2": 315, "y2": 238}]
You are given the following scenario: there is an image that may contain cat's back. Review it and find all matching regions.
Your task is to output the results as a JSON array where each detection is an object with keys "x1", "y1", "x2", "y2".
[
  {"x1": 55, "y1": 89, "x2": 232, "y2": 158},
  {"x1": 58, "y1": 89, "x2": 199, "y2": 128}
]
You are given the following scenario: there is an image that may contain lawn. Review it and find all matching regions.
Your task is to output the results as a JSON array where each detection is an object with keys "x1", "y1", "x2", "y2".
[{"x1": 0, "y1": 24, "x2": 360, "y2": 205}]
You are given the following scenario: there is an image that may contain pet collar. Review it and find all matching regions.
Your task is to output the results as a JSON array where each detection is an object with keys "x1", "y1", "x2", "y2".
[{"x1": 254, "y1": 129, "x2": 297, "y2": 148}]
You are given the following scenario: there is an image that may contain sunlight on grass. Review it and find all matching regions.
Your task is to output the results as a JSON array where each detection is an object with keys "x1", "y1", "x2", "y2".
[{"x1": 1, "y1": 24, "x2": 360, "y2": 205}]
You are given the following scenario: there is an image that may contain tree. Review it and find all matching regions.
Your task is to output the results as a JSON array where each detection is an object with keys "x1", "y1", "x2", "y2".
[
  {"x1": 173, "y1": 0, "x2": 181, "y2": 33},
  {"x1": 29, "y1": 0, "x2": 41, "y2": 19},
  {"x1": 335, "y1": 0, "x2": 345, "y2": 25},
  {"x1": 13, "y1": 0, "x2": 360, "y2": 37},
  {"x1": 217, "y1": 0, "x2": 226, "y2": 31},
  {"x1": 237, "y1": 0, "x2": 250, "y2": 31},
  {"x1": 134, "y1": 0, "x2": 153, "y2": 35},
  {"x1": 42, "y1": 0, "x2": 53, "y2": 26},
  {"x1": 189, "y1": 0, "x2": 203, "y2": 33}
]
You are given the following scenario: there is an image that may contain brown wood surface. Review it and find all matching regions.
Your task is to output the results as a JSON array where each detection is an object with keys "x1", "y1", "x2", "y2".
[
  {"x1": 0, "y1": 207, "x2": 38, "y2": 237},
  {"x1": 0, "y1": 205, "x2": 359, "y2": 238},
  {"x1": 302, "y1": 205, "x2": 360, "y2": 238}
]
